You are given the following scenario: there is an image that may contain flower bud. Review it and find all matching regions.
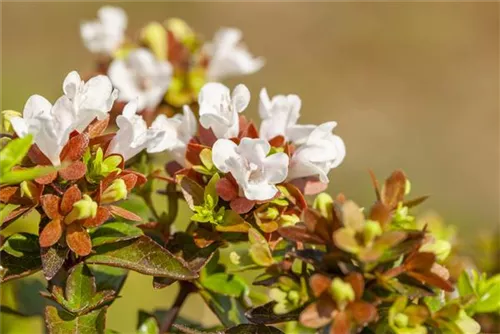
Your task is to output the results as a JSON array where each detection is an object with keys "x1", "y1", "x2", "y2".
[
  {"x1": 20, "y1": 181, "x2": 33, "y2": 199},
  {"x1": 65, "y1": 195, "x2": 97, "y2": 224},
  {"x1": 229, "y1": 251, "x2": 241, "y2": 265},
  {"x1": 330, "y1": 278, "x2": 355, "y2": 305},
  {"x1": 394, "y1": 313, "x2": 409, "y2": 328},
  {"x1": 363, "y1": 220, "x2": 382, "y2": 245},
  {"x1": 420, "y1": 240, "x2": 451, "y2": 262},
  {"x1": 313, "y1": 193, "x2": 334, "y2": 220},
  {"x1": 101, "y1": 179, "x2": 128, "y2": 204}
]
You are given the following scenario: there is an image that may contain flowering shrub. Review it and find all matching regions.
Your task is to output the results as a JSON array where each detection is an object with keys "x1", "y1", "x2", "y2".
[{"x1": 1, "y1": 6, "x2": 499, "y2": 334}]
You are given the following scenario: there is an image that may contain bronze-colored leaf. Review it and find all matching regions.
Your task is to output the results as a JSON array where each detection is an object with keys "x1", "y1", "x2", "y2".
[
  {"x1": 60, "y1": 185, "x2": 82, "y2": 216},
  {"x1": 41, "y1": 195, "x2": 61, "y2": 219},
  {"x1": 59, "y1": 161, "x2": 87, "y2": 181},
  {"x1": 230, "y1": 197, "x2": 255, "y2": 214},
  {"x1": 185, "y1": 143, "x2": 208, "y2": 166},
  {"x1": 333, "y1": 228, "x2": 359, "y2": 253},
  {"x1": 299, "y1": 301, "x2": 333, "y2": 329},
  {"x1": 216, "y1": 177, "x2": 238, "y2": 201},
  {"x1": 60, "y1": 132, "x2": 89, "y2": 162},
  {"x1": 198, "y1": 125, "x2": 217, "y2": 147},
  {"x1": 381, "y1": 170, "x2": 406, "y2": 209},
  {"x1": 302, "y1": 208, "x2": 330, "y2": 242},
  {"x1": 35, "y1": 171, "x2": 58, "y2": 185},
  {"x1": 402, "y1": 195, "x2": 429, "y2": 208},
  {"x1": 108, "y1": 205, "x2": 142, "y2": 222},
  {"x1": 39, "y1": 218, "x2": 64, "y2": 248},
  {"x1": 309, "y1": 274, "x2": 332, "y2": 298},
  {"x1": 0, "y1": 186, "x2": 21, "y2": 203},
  {"x1": 405, "y1": 252, "x2": 435, "y2": 272},
  {"x1": 91, "y1": 133, "x2": 115, "y2": 149},
  {"x1": 86, "y1": 116, "x2": 109, "y2": 138},
  {"x1": 349, "y1": 301, "x2": 377, "y2": 324},
  {"x1": 178, "y1": 176, "x2": 204, "y2": 210},
  {"x1": 283, "y1": 183, "x2": 307, "y2": 210},
  {"x1": 331, "y1": 311, "x2": 350, "y2": 334},
  {"x1": 278, "y1": 225, "x2": 326, "y2": 245},
  {"x1": 83, "y1": 207, "x2": 110, "y2": 228},
  {"x1": 290, "y1": 176, "x2": 328, "y2": 196},
  {"x1": 344, "y1": 272, "x2": 364, "y2": 299},
  {"x1": 120, "y1": 173, "x2": 137, "y2": 191},
  {"x1": 268, "y1": 135, "x2": 285, "y2": 147},
  {"x1": 341, "y1": 201, "x2": 364, "y2": 231},
  {"x1": 407, "y1": 271, "x2": 454, "y2": 292},
  {"x1": 66, "y1": 223, "x2": 92, "y2": 256},
  {"x1": 369, "y1": 201, "x2": 391, "y2": 228},
  {"x1": 28, "y1": 144, "x2": 52, "y2": 166}
]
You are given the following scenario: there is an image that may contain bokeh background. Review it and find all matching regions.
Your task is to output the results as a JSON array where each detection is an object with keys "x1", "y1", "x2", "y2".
[{"x1": 1, "y1": 2, "x2": 499, "y2": 333}]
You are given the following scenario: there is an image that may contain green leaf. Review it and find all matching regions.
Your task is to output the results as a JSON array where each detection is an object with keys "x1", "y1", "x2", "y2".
[
  {"x1": 473, "y1": 281, "x2": 500, "y2": 313},
  {"x1": 199, "y1": 148, "x2": 214, "y2": 170},
  {"x1": 457, "y1": 271, "x2": 475, "y2": 298},
  {"x1": 204, "y1": 173, "x2": 220, "y2": 208},
  {"x1": 248, "y1": 228, "x2": 274, "y2": 267},
  {"x1": 85, "y1": 235, "x2": 197, "y2": 280},
  {"x1": 224, "y1": 324, "x2": 284, "y2": 334},
  {"x1": 90, "y1": 222, "x2": 143, "y2": 247},
  {"x1": 245, "y1": 302, "x2": 304, "y2": 324},
  {"x1": 0, "y1": 135, "x2": 32, "y2": 175},
  {"x1": 1, "y1": 166, "x2": 55, "y2": 185},
  {"x1": 65, "y1": 263, "x2": 95, "y2": 311},
  {"x1": 117, "y1": 195, "x2": 153, "y2": 222},
  {"x1": 0, "y1": 250, "x2": 42, "y2": 283},
  {"x1": 90, "y1": 265, "x2": 128, "y2": 294},
  {"x1": 136, "y1": 310, "x2": 160, "y2": 334},
  {"x1": 41, "y1": 244, "x2": 69, "y2": 281},
  {"x1": 201, "y1": 272, "x2": 248, "y2": 298},
  {"x1": 45, "y1": 305, "x2": 107, "y2": 334},
  {"x1": 0, "y1": 233, "x2": 39, "y2": 257},
  {"x1": 198, "y1": 288, "x2": 248, "y2": 328}
]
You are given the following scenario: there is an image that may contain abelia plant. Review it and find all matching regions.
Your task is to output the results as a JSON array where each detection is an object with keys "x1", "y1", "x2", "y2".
[{"x1": 1, "y1": 6, "x2": 498, "y2": 334}]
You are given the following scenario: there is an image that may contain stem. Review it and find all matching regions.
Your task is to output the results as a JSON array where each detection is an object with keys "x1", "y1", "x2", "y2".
[
  {"x1": 163, "y1": 183, "x2": 178, "y2": 233},
  {"x1": 159, "y1": 282, "x2": 195, "y2": 333},
  {"x1": 143, "y1": 191, "x2": 161, "y2": 221}
]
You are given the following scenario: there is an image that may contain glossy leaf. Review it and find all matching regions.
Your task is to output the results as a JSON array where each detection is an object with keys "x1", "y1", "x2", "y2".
[
  {"x1": 0, "y1": 233, "x2": 39, "y2": 257},
  {"x1": 245, "y1": 302, "x2": 303, "y2": 324},
  {"x1": 86, "y1": 236, "x2": 197, "y2": 279},
  {"x1": 225, "y1": 324, "x2": 284, "y2": 333},
  {"x1": 45, "y1": 305, "x2": 106, "y2": 334},
  {"x1": 198, "y1": 288, "x2": 248, "y2": 327},
  {"x1": 65, "y1": 263, "x2": 95, "y2": 310},
  {"x1": 0, "y1": 250, "x2": 42, "y2": 282},
  {"x1": 41, "y1": 244, "x2": 69, "y2": 280},
  {"x1": 201, "y1": 272, "x2": 248, "y2": 297},
  {"x1": 0, "y1": 135, "x2": 33, "y2": 175},
  {"x1": 90, "y1": 221, "x2": 143, "y2": 247}
]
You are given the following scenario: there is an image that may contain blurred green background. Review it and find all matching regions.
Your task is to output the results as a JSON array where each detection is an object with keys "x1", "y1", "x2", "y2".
[{"x1": 1, "y1": 2, "x2": 499, "y2": 333}]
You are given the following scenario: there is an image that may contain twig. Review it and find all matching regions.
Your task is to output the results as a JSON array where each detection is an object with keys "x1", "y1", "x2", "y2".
[{"x1": 160, "y1": 282, "x2": 195, "y2": 333}]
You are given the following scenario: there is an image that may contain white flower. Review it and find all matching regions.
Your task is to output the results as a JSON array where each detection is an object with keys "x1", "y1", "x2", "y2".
[
  {"x1": 287, "y1": 122, "x2": 345, "y2": 183},
  {"x1": 148, "y1": 105, "x2": 197, "y2": 165},
  {"x1": 204, "y1": 28, "x2": 264, "y2": 81},
  {"x1": 198, "y1": 83, "x2": 250, "y2": 139},
  {"x1": 107, "y1": 100, "x2": 164, "y2": 161},
  {"x1": 212, "y1": 138, "x2": 289, "y2": 201},
  {"x1": 108, "y1": 48, "x2": 173, "y2": 111},
  {"x1": 80, "y1": 6, "x2": 127, "y2": 55},
  {"x1": 10, "y1": 96, "x2": 63, "y2": 166},
  {"x1": 57, "y1": 71, "x2": 117, "y2": 133},
  {"x1": 259, "y1": 88, "x2": 302, "y2": 141}
]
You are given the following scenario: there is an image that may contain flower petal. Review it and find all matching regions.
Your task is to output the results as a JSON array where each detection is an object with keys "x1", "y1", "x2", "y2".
[
  {"x1": 212, "y1": 139, "x2": 238, "y2": 173},
  {"x1": 231, "y1": 84, "x2": 250, "y2": 113}
]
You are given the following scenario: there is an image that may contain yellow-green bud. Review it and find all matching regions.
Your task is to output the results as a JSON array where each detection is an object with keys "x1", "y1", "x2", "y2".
[
  {"x1": 261, "y1": 207, "x2": 279, "y2": 220},
  {"x1": 65, "y1": 195, "x2": 97, "y2": 224},
  {"x1": 404, "y1": 179, "x2": 411, "y2": 196},
  {"x1": 101, "y1": 179, "x2": 128, "y2": 204},
  {"x1": 229, "y1": 251, "x2": 241, "y2": 265},
  {"x1": 420, "y1": 240, "x2": 451, "y2": 262},
  {"x1": 20, "y1": 181, "x2": 33, "y2": 199},
  {"x1": 394, "y1": 313, "x2": 409, "y2": 328},
  {"x1": 1, "y1": 110, "x2": 22, "y2": 133},
  {"x1": 364, "y1": 220, "x2": 382, "y2": 245},
  {"x1": 313, "y1": 193, "x2": 334, "y2": 220},
  {"x1": 330, "y1": 278, "x2": 355, "y2": 305},
  {"x1": 288, "y1": 290, "x2": 300, "y2": 305}
]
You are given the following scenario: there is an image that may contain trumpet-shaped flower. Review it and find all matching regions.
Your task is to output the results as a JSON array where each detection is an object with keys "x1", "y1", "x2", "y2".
[
  {"x1": 287, "y1": 122, "x2": 345, "y2": 183},
  {"x1": 80, "y1": 6, "x2": 127, "y2": 55},
  {"x1": 108, "y1": 48, "x2": 173, "y2": 111},
  {"x1": 148, "y1": 105, "x2": 197, "y2": 165},
  {"x1": 212, "y1": 138, "x2": 289, "y2": 201},
  {"x1": 107, "y1": 100, "x2": 164, "y2": 161},
  {"x1": 205, "y1": 28, "x2": 264, "y2": 81},
  {"x1": 198, "y1": 83, "x2": 250, "y2": 139},
  {"x1": 259, "y1": 88, "x2": 303, "y2": 141}
]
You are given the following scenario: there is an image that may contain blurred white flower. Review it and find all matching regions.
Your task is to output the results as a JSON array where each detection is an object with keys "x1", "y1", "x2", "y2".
[
  {"x1": 107, "y1": 100, "x2": 164, "y2": 161},
  {"x1": 148, "y1": 105, "x2": 197, "y2": 165},
  {"x1": 212, "y1": 138, "x2": 289, "y2": 201},
  {"x1": 108, "y1": 48, "x2": 173, "y2": 111},
  {"x1": 205, "y1": 28, "x2": 264, "y2": 81},
  {"x1": 80, "y1": 6, "x2": 127, "y2": 55},
  {"x1": 198, "y1": 82, "x2": 250, "y2": 139},
  {"x1": 259, "y1": 88, "x2": 303, "y2": 141},
  {"x1": 9, "y1": 71, "x2": 117, "y2": 166},
  {"x1": 287, "y1": 122, "x2": 345, "y2": 183},
  {"x1": 10, "y1": 96, "x2": 63, "y2": 166}
]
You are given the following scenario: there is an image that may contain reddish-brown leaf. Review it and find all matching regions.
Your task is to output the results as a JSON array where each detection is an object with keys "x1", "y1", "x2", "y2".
[
  {"x1": 39, "y1": 218, "x2": 63, "y2": 248},
  {"x1": 86, "y1": 116, "x2": 109, "y2": 138},
  {"x1": 369, "y1": 201, "x2": 391, "y2": 228},
  {"x1": 92, "y1": 133, "x2": 116, "y2": 150},
  {"x1": 120, "y1": 173, "x2": 137, "y2": 191},
  {"x1": 349, "y1": 301, "x2": 377, "y2": 325},
  {"x1": 165, "y1": 161, "x2": 183, "y2": 176},
  {"x1": 268, "y1": 135, "x2": 285, "y2": 147},
  {"x1": 0, "y1": 186, "x2": 21, "y2": 203},
  {"x1": 309, "y1": 274, "x2": 332, "y2": 297},
  {"x1": 28, "y1": 144, "x2": 52, "y2": 166},
  {"x1": 381, "y1": 170, "x2": 406, "y2": 209},
  {"x1": 60, "y1": 185, "x2": 82, "y2": 216},
  {"x1": 239, "y1": 119, "x2": 259, "y2": 139},
  {"x1": 66, "y1": 223, "x2": 92, "y2": 256},
  {"x1": 35, "y1": 171, "x2": 58, "y2": 185},
  {"x1": 402, "y1": 195, "x2": 429, "y2": 209},
  {"x1": 185, "y1": 143, "x2": 208, "y2": 166},
  {"x1": 83, "y1": 206, "x2": 110, "y2": 228},
  {"x1": 278, "y1": 225, "x2": 326, "y2": 245},
  {"x1": 405, "y1": 252, "x2": 435, "y2": 272},
  {"x1": 331, "y1": 311, "x2": 350, "y2": 334},
  {"x1": 344, "y1": 273, "x2": 365, "y2": 299},
  {"x1": 216, "y1": 177, "x2": 238, "y2": 201},
  {"x1": 290, "y1": 177, "x2": 328, "y2": 195},
  {"x1": 407, "y1": 271, "x2": 454, "y2": 292},
  {"x1": 122, "y1": 170, "x2": 146, "y2": 186},
  {"x1": 60, "y1": 132, "x2": 89, "y2": 162},
  {"x1": 283, "y1": 183, "x2": 307, "y2": 210},
  {"x1": 108, "y1": 205, "x2": 142, "y2": 222},
  {"x1": 41, "y1": 195, "x2": 61, "y2": 219},
  {"x1": 299, "y1": 302, "x2": 332, "y2": 329},
  {"x1": 230, "y1": 197, "x2": 255, "y2": 214},
  {"x1": 302, "y1": 208, "x2": 330, "y2": 242},
  {"x1": 58, "y1": 161, "x2": 87, "y2": 181},
  {"x1": 198, "y1": 126, "x2": 217, "y2": 147}
]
